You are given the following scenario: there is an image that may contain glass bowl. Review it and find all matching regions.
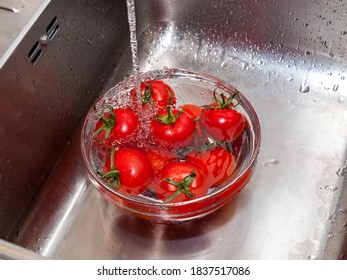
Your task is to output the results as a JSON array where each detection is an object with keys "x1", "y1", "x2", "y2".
[{"x1": 81, "y1": 68, "x2": 261, "y2": 223}]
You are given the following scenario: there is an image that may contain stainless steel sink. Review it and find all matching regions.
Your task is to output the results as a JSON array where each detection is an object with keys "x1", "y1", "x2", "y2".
[{"x1": 1, "y1": 0, "x2": 347, "y2": 259}]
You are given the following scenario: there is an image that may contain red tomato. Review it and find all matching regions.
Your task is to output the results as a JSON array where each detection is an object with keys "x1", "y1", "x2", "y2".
[
  {"x1": 156, "y1": 161, "x2": 208, "y2": 203},
  {"x1": 180, "y1": 103, "x2": 207, "y2": 146},
  {"x1": 144, "y1": 148, "x2": 177, "y2": 177},
  {"x1": 200, "y1": 107, "x2": 245, "y2": 141},
  {"x1": 186, "y1": 147, "x2": 236, "y2": 188},
  {"x1": 140, "y1": 80, "x2": 176, "y2": 109},
  {"x1": 100, "y1": 148, "x2": 153, "y2": 195},
  {"x1": 179, "y1": 104, "x2": 202, "y2": 120},
  {"x1": 93, "y1": 107, "x2": 139, "y2": 146},
  {"x1": 200, "y1": 91, "x2": 246, "y2": 141},
  {"x1": 151, "y1": 108, "x2": 195, "y2": 149}
]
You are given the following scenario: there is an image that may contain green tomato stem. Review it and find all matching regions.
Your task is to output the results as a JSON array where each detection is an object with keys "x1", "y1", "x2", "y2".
[
  {"x1": 97, "y1": 149, "x2": 121, "y2": 190},
  {"x1": 92, "y1": 105, "x2": 117, "y2": 139},
  {"x1": 161, "y1": 171, "x2": 196, "y2": 203}
]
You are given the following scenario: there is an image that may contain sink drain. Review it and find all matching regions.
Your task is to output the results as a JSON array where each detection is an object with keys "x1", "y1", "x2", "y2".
[{"x1": 28, "y1": 16, "x2": 60, "y2": 65}]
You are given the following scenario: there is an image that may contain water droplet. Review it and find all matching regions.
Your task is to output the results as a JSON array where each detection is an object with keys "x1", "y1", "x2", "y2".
[
  {"x1": 336, "y1": 161, "x2": 347, "y2": 177},
  {"x1": 300, "y1": 84, "x2": 310, "y2": 93},
  {"x1": 240, "y1": 62, "x2": 249, "y2": 70},
  {"x1": 328, "y1": 233, "x2": 334, "y2": 239},
  {"x1": 326, "y1": 212, "x2": 334, "y2": 220},
  {"x1": 220, "y1": 61, "x2": 228, "y2": 68},
  {"x1": 264, "y1": 159, "x2": 279, "y2": 166},
  {"x1": 324, "y1": 184, "x2": 337, "y2": 192},
  {"x1": 308, "y1": 254, "x2": 318, "y2": 260},
  {"x1": 287, "y1": 77, "x2": 293, "y2": 82},
  {"x1": 338, "y1": 97, "x2": 344, "y2": 103},
  {"x1": 333, "y1": 84, "x2": 339, "y2": 91}
]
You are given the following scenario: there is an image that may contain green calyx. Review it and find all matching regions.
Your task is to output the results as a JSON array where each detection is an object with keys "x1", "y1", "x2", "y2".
[
  {"x1": 154, "y1": 87, "x2": 181, "y2": 124},
  {"x1": 141, "y1": 83, "x2": 153, "y2": 105},
  {"x1": 97, "y1": 149, "x2": 121, "y2": 190},
  {"x1": 154, "y1": 105, "x2": 182, "y2": 125},
  {"x1": 92, "y1": 105, "x2": 116, "y2": 139},
  {"x1": 211, "y1": 88, "x2": 239, "y2": 109},
  {"x1": 141, "y1": 77, "x2": 161, "y2": 106},
  {"x1": 161, "y1": 171, "x2": 196, "y2": 203}
]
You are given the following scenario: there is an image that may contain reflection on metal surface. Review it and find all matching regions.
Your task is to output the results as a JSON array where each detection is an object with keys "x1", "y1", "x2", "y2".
[
  {"x1": 41, "y1": 179, "x2": 88, "y2": 257},
  {"x1": 0, "y1": 5, "x2": 20, "y2": 13},
  {"x1": 0, "y1": 239, "x2": 44, "y2": 260}
]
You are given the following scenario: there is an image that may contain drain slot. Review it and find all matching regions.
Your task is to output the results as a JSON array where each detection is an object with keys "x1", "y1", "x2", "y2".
[
  {"x1": 30, "y1": 49, "x2": 42, "y2": 65},
  {"x1": 28, "y1": 41, "x2": 40, "y2": 59},
  {"x1": 27, "y1": 16, "x2": 60, "y2": 66},
  {"x1": 46, "y1": 16, "x2": 60, "y2": 41},
  {"x1": 46, "y1": 16, "x2": 57, "y2": 32},
  {"x1": 48, "y1": 24, "x2": 60, "y2": 41}
]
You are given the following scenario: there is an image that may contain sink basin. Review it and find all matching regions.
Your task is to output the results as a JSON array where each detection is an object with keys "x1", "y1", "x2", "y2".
[{"x1": 0, "y1": 0, "x2": 347, "y2": 259}]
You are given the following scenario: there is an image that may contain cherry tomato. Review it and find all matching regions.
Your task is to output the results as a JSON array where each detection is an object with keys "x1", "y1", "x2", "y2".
[
  {"x1": 186, "y1": 147, "x2": 236, "y2": 188},
  {"x1": 93, "y1": 106, "x2": 139, "y2": 146},
  {"x1": 156, "y1": 161, "x2": 208, "y2": 203},
  {"x1": 200, "y1": 91, "x2": 246, "y2": 141},
  {"x1": 99, "y1": 148, "x2": 153, "y2": 195},
  {"x1": 144, "y1": 148, "x2": 177, "y2": 177},
  {"x1": 180, "y1": 103, "x2": 207, "y2": 146},
  {"x1": 151, "y1": 107, "x2": 195, "y2": 149},
  {"x1": 131, "y1": 80, "x2": 176, "y2": 109},
  {"x1": 179, "y1": 104, "x2": 202, "y2": 120}
]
